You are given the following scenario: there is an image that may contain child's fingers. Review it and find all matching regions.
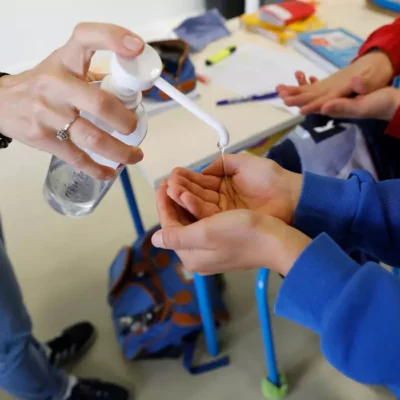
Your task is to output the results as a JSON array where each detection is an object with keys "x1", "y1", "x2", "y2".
[
  {"x1": 320, "y1": 97, "x2": 366, "y2": 118},
  {"x1": 166, "y1": 185, "x2": 187, "y2": 209},
  {"x1": 283, "y1": 91, "x2": 320, "y2": 107},
  {"x1": 276, "y1": 85, "x2": 303, "y2": 96},
  {"x1": 156, "y1": 184, "x2": 184, "y2": 229},
  {"x1": 300, "y1": 81, "x2": 354, "y2": 114},
  {"x1": 299, "y1": 92, "x2": 341, "y2": 114},
  {"x1": 309, "y1": 76, "x2": 319, "y2": 84},
  {"x1": 171, "y1": 167, "x2": 221, "y2": 191},
  {"x1": 276, "y1": 84, "x2": 286, "y2": 92},
  {"x1": 169, "y1": 175, "x2": 219, "y2": 204},
  {"x1": 180, "y1": 191, "x2": 220, "y2": 220},
  {"x1": 295, "y1": 71, "x2": 307, "y2": 86}
]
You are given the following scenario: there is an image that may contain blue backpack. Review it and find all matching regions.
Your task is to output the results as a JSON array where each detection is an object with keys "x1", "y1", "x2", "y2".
[
  {"x1": 143, "y1": 40, "x2": 196, "y2": 102},
  {"x1": 108, "y1": 226, "x2": 230, "y2": 373}
]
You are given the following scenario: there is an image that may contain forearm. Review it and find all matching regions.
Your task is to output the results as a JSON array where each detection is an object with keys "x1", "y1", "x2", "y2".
[
  {"x1": 294, "y1": 170, "x2": 400, "y2": 265},
  {"x1": 275, "y1": 234, "x2": 400, "y2": 396}
]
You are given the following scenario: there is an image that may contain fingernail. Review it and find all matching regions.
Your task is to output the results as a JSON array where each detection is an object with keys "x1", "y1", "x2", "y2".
[
  {"x1": 123, "y1": 35, "x2": 143, "y2": 52},
  {"x1": 152, "y1": 231, "x2": 164, "y2": 248}
]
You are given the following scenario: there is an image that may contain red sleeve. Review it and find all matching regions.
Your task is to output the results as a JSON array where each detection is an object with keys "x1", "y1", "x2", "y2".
[
  {"x1": 357, "y1": 17, "x2": 400, "y2": 75},
  {"x1": 385, "y1": 106, "x2": 400, "y2": 138}
]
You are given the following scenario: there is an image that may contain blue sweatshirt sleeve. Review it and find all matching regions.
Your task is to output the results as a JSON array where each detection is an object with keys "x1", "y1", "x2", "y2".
[
  {"x1": 294, "y1": 170, "x2": 400, "y2": 266},
  {"x1": 275, "y1": 233, "x2": 400, "y2": 396}
]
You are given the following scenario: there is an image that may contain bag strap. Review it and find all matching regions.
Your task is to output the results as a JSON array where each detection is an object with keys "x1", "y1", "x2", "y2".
[{"x1": 182, "y1": 332, "x2": 230, "y2": 375}]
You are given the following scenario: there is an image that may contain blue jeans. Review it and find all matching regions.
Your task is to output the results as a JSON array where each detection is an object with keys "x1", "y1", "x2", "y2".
[{"x1": 0, "y1": 222, "x2": 67, "y2": 400}]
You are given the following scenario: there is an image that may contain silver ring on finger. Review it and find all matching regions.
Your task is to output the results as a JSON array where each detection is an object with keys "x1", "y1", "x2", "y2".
[{"x1": 56, "y1": 115, "x2": 79, "y2": 142}]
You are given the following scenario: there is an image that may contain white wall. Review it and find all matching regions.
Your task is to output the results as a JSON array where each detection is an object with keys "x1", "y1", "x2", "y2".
[{"x1": 1, "y1": 0, "x2": 205, "y2": 69}]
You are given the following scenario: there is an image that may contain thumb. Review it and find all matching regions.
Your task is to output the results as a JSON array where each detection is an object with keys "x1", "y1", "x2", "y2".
[
  {"x1": 152, "y1": 223, "x2": 206, "y2": 251},
  {"x1": 62, "y1": 22, "x2": 144, "y2": 75}
]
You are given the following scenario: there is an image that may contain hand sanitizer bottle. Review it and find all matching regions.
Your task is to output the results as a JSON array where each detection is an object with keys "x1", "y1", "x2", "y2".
[
  {"x1": 44, "y1": 45, "x2": 230, "y2": 218},
  {"x1": 43, "y1": 45, "x2": 162, "y2": 217}
]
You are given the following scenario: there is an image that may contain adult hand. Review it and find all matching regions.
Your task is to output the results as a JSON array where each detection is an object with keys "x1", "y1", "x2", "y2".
[
  {"x1": 0, "y1": 23, "x2": 145, "y2": 180},
  {"x1": 152, "y1": 181, "x2": 311, "y2": 275},
  {"x1": 276, "y1": 51, "x2": 394, "y2": 115},
  {"x1": 166, "y1": 154, "x2": 303, "y2": 224}
]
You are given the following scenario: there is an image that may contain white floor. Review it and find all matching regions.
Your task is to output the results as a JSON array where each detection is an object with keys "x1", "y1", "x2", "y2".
[{"x1": 0, "y1": 142, "x2": 394, "y2": 400}]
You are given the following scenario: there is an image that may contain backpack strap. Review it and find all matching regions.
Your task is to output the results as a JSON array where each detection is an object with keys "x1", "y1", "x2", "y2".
[{"x1": 182, "y1": 331, "x2": 230, "y2": 375}]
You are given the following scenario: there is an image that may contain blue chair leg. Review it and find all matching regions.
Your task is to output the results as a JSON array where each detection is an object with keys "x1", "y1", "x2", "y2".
[
  {"x1": 256, "y1": 268, "x2": 289, "y2": 399},
  {"x1": 194, "y1": 274, "x2": 220, "y2": 357},
  {"x1": 393, "y1": 267, "x2": 399, "y2": 277},
  {"x1": 120, "y1": 168, "x2": 145, "y2": 236},
  {"x1": 256, "y1": 268, "x2": 280, "y2": 386}
]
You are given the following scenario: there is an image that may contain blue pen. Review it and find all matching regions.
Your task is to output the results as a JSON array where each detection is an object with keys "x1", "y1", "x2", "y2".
[{"x1": 216, "y1": 92, "x2": 279, "y2": 106}]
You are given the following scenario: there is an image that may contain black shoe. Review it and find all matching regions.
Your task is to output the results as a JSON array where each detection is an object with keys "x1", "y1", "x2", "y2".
[
  {"x1": 46, "y1": 321, "x2": 96, "y2": 367},
  {"x1": 67, "y1": 378, "x2": 130, "y2": 400}
]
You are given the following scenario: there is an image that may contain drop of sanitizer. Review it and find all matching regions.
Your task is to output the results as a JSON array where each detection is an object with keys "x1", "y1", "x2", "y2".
[{"x1": 218, "y1": 143, "x2": 228, "y2": 183}]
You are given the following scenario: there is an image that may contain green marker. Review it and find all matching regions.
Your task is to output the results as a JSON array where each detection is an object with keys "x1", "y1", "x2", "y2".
[{"x1": 206, "y1": 45, "x2": 237, "y2": 66}]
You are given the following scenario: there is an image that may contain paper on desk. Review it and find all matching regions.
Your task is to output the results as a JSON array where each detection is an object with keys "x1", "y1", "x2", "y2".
[{"x1": 204, "y1": 44, "x2": 328, "y2": 115}]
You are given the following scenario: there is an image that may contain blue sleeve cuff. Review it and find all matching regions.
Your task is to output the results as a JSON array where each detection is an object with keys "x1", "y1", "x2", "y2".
[
  {"x1": 275, "y1": 233, "x2": 359, "y2": 333},
  {"x1": 294, "y1": 172, "x2": 360, "y2": 241}
]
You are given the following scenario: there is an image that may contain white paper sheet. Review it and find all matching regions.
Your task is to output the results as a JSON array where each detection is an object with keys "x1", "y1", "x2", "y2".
[{"x1": 204, "y1": 44, "x2": 329, "y2": 115}]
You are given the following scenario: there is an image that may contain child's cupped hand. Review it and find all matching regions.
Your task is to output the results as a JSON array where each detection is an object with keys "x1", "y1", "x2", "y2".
[
  {"x1": 276, "y1": 50, "x2": 394, "y2": 117},
  {"x1": 164, "y1": 153, "x2": 303, "y2": 224}
]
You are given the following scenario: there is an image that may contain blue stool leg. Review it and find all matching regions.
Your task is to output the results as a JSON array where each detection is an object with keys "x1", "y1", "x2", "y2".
[
  {"x1": 120, "y1": 168, "x2": 145, "y2": 236},
  {"x1": 194, "y1": 274, "x2": 220, "y2": 357},
  {"x1": 256, "y1": 268, "x2": 280, "y2": 386}
]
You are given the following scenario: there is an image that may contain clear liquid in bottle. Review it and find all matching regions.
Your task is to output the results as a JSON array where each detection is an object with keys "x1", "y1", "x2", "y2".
[{"x1": 43, "y1": 156, "x2": 118, "y2": 217}]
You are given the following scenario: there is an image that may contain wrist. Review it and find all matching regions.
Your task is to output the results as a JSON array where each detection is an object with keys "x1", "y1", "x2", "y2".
[
  {"x1": 275, "y1": 226, "x2": 311, "y2": 276},
  {"x1": 362, "y1": 50, "x2": 394, "y2": 80},
  {"x1": 284, "y1": 170, "x2": 303, "y2": 224},
  {"x1": 257, "y1": 216, "x2": 311, "y2": 276}
]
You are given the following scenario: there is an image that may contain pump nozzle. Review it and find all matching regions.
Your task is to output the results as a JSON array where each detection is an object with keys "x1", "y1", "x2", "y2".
[
  {"x1": 154, "y1": 77, "x2": 230, "y2": 148},
  {"x1": 110, "y1": 44, "x2": 230, "y2": 148}
]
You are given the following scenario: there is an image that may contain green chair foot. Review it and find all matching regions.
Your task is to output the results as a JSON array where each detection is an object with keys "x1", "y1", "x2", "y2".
[{"x1": 261, "y1": 374, "x2": 289, "y2": 400}]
